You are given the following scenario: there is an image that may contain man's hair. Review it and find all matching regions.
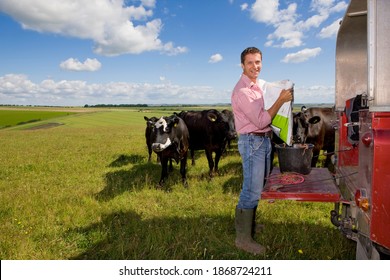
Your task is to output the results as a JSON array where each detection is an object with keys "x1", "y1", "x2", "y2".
[{"x1": 241, "y1": 47, "x2": 262, "y2": 64}]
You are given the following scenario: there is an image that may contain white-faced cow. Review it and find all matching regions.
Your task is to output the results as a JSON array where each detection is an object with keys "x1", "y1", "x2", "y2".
[
  {"x1": 151, "y1": 115, "x2": 190, "y2": 188},
  {"x1": 177, "y1": 109, "x2": 237, "y2": 176},
  {"x1": 144, "y1": 116, "x2": 174, "y2": 173},
  {"x1": 293, "y1": 106, "x2": 336, "y2": 169}
]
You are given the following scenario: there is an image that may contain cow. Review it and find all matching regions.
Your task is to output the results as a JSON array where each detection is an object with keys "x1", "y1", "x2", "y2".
[
  {"x1": 151, "y1": 115, "x2": 190, "y2": 188},
  {"x1": 292, "y1": 106, "x2": 336, "y2": 169},
  {"x1": 221, "y1": 109, "x2": 237, "y2": 149},
  {"x1": 177, "y1": 109, "x2": 237, "y2": 176},
  {"x1": 144, "y1": 116, "x2": 173, "y2": 171},
  {"x1": 144, "y1": 116, "x2": 159, "y2": 162}
]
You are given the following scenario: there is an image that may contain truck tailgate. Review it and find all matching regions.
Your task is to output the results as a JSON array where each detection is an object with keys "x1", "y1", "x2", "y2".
[{"x1": 262, "y1": 167, "x2": 340, "y2": 202}]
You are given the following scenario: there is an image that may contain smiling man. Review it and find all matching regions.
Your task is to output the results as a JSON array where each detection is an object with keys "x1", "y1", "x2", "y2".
[{"x1": 231, "y1": 47, "x2": 293, "y2": 255}]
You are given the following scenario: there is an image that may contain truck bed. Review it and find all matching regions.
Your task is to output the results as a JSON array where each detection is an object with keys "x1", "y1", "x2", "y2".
[{"x1": 262, "y1": 167, "x2": 341, "y2": 202}]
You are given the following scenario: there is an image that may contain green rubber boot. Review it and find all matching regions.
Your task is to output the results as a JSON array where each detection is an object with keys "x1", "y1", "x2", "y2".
[
  {"x1": 235, "y1": 207, "x2": 266, "y2": 255},
  {"x1": 252, "y1": 206, "x2": 265, "y2": 237}
]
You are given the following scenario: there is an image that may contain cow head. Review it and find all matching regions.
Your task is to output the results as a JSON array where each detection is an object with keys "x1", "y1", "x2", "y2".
[
  {"x1": 151, "y1": 116, "x2": 181, "y2": 153},
  {"x1": 207, "y1": 110, "x2": 237, "y2": 141},
  {"x1": 144, "y1": 116, "x2": 159, "y2": 129},
  {"x1": 293, "y1": 107, "x2": 321, "y2": 144},
  {"x1": 221, "y1": 109, "x2": 238, "y2": 140}
]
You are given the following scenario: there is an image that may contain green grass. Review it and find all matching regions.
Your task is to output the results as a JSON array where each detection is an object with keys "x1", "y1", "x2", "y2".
[
  {"x1": 0, "y1": 109, "x2": 75, "y2": 129},
  {"x1": 0, "y1": 107, "x2": 355, "y2": 260}
]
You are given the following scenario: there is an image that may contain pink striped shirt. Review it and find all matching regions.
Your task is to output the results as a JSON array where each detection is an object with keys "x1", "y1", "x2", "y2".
[{"x1": 231, "y1": 74, "x2": 272, "y2": 134}]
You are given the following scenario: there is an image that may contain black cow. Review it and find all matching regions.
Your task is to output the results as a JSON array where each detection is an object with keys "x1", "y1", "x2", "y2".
[
  {"x1": 221, "y1": 109, "x2": 237, "y2": 149},
  {"x1": 144, "y1": 116, "x2": 159, "y2": 162},
  {"x1": 151, "y1": 115, "x2": 189, "y2": 188},
  {"x1": 177, "y1": 109, "x2": 237, "y2": 176},
  {"x1": 293, "y1": 106, "x2": 336, "y2": 168}
]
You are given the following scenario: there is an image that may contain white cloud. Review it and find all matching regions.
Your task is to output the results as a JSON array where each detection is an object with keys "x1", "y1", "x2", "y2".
[
  {"x1": 311, "y1": 0, "x2": 348, "y2": 13},
  {"x1": 282, "y1": 47, "x2": 322, "y2": 63},
  {"x1": 300, "y1": 13, "x2": 329, "y2": 30},
  {"x1": 249, "y1": 0, "x2": 347, "y2": 50},
  {"x1": 0, "y1": 74, "x2": 335, "y2": 105},
  {"x1": 330, "y1": 1, "x2": 348, "y2": 13},
  {"x1": 0, "y1": 0, "x2": 187, "y2": 56},
  {"x1": 60, "y1": 58, "x2": 102, "y2": 72},
  {"x1": 159, "y1": 42, "x2": 189, "y2": 56},
  {"x1": 141, "y1": 0, "x2": 156, "y2": 8},
  {"x1": 0, "y1": 74, "x2": 232, "y2": 106},
  {"x1": 318, "y1": 18, "x2": 342, "y2": 38},
  {"x1": 250, "y1": 1, "x2": 301, "y2": 48},
  {"x1": 267, "y1": 20, "x2": 302, "y2": 48},
  {"x1": 208, "y1": 53, "x2": 223, "y2": 64},
  {"x1": 250, "y1": 0, "x2": 280, "y2": 23},
  {"x1": 240, "y1": 3, "x2": 249, "y2": 11},
  {"x1": 294, "y1": 84, "x2": 335, "y2": 104}
]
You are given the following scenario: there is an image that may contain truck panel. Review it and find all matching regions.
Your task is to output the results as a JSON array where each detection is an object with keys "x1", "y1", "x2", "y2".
[{"x1": 370, "y1": 112, "x2": 390, "y2": 250}]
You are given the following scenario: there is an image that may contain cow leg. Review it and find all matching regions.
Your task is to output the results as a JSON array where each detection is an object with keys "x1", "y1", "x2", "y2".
[
  {"x1": 214, "y1": 149, "x2": 223, "y2": 175},
  {"x1": 147, "y1": 145, "x2": 152, "y2": 162},
  {"x1": 158, "y1": 156, "x2": 169, "y2": 188},
  {"x1": 169, "y1": 158, "x2": 173, "y2": 172},
  {"x1": 324, "y1": 149, "x2": 335, "y2": 173},
  {"x1": 191, "y1": 149, "x2": 196, "y2": 165},
  {"x1": 156, "y1": 153, "x2": 161, "y2": 163},
  {"x1": 324, "y1": 153, "x2": 332, "y2": 168},
  {"x1": 205, "y1": 149, "x2": 215, "y2": 177},
  {"x1": 180, "y1": 153, "x2": 188, "y2": 188},
  {"x1": 311, "y1": 148, "x2": 320, "y2": 167}
]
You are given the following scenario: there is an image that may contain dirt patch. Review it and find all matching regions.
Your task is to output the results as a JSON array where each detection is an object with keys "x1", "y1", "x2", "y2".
[{"x1": 25, "y1": 123, "x2": 64, "y2": 130}]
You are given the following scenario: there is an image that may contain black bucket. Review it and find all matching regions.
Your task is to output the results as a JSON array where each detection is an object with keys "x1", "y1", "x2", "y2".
[{"x1": 275, "y1": 144, "x2": 314, "y2": 175}]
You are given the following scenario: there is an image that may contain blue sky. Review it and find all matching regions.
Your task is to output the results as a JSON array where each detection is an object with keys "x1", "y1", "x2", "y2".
[{"x1": 0, "y1": 0, "x2": 348, "y2": 106}]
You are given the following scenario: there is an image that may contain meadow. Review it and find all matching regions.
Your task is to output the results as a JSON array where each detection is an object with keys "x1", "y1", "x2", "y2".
[
  {"x1": 0, "y1": 108, "x2": 75, "y2": 129},
  {"x1": 0, "y1": 106, "x2": 355, "y2": 260}
]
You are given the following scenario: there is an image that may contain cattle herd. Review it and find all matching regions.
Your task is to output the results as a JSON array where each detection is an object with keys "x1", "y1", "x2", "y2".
[
  {"x1": 144, "y1": 106, "x2": 336, "y2": 188},
  {"x1": 144, "y1": 109, "x2": 237, "y2": 188}
]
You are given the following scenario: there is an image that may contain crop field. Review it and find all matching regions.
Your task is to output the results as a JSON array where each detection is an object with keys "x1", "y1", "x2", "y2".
[{"x1": 0, "y1": 106, "x2": 355, "y2": 260}]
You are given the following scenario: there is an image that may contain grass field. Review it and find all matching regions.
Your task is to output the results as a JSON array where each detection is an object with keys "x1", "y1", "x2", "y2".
[
  {"x1": 0, "y1": 109, "x2": 76, "y2": 129},
  {"x1": 0, "y1": 106, "x2": 355, "y2": 260}
]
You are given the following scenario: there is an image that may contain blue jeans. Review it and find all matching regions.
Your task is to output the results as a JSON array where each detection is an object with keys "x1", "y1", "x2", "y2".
[{"x1": 237, "y1": 134, "x2": 272, "y2": 209}]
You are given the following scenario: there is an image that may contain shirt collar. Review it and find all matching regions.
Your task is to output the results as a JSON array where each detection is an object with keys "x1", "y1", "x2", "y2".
[{"x1": 241, "y1": 74, "x2": 259, "y2": 89}]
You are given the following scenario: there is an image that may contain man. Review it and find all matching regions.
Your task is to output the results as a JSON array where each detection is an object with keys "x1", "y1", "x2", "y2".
[{"x1": 231, "y1": 47, "x2": 293, "y2": 254}]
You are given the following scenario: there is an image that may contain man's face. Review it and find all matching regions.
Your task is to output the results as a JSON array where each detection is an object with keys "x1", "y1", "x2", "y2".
[{"x1": 242, "y1": 53, "x2": 262, "y2": 83}]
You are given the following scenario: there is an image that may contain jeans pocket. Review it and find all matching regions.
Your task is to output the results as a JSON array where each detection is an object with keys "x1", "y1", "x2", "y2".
[{"x1": 250, "y1": 137, "x2": 265, "y2": 155}]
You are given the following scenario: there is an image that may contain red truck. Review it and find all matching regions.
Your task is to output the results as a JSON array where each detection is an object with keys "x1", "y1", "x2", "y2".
[{"x1": 263, "y1": 0, "x2": 390, "y2": 260}]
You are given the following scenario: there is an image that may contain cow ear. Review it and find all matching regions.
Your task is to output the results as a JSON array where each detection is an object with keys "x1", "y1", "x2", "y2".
[
  {"x1": 301, "y1": 106, "x2": 307, "y2": 112},
  {"x1": 207, "y1": 112, "x2": 218, "y2": 122},
  {"x1": 172, "y1": 116, "x2": 180, "y2": 127},
  {"x1": 309, "y1": 116, "x2": 321, "y2": 124}
]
